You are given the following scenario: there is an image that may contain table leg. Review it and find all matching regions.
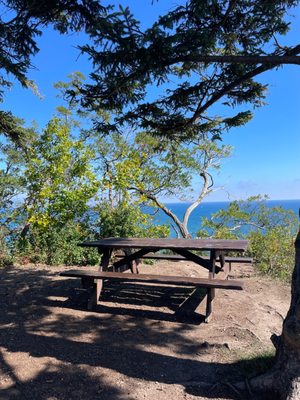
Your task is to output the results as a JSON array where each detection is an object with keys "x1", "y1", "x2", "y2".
[
  {"x1": 123, "y1": 248, "x2": 139, "y2": 274},
  {"x1": 82, "y1": 247, "x2": 111, "y2": 310},
  {"x1": 99, "y1": 248, "x2": 112, "y2": 271},
  {"x1": 205, "y1": 289, "x2": 214, "y2": 323},
  {"x1": 80, "y1": 276, "x2": 103, "y2": 310},
  {"x1": 219, "y1": 251, "x2": 225, "y2": 269},
  {"x1": 218, "y1": 251, "x2": 230, "y2": 280},
  {"x1": 205, "y1": 250, "x2": 217, "y2": 322},
  {"x1": 131, "y1": 259, "x2": 139, "y2": 274},
  {"x1": 87, "y1": 279, "x2": 103, "y2": 310}
]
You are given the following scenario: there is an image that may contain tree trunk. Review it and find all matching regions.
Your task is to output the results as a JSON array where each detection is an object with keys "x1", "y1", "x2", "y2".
[
  {"x1": 273, "y1": 228, "x2": 300, "y2": 399},
  {"x1": 249, "y1": 228, "x2": 300, "y2": 399},
  {"x1": 129, "y1": 187, "x2": 191, "y2": 238}
]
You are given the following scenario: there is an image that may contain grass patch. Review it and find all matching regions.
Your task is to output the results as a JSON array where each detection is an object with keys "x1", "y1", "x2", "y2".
[{"x1": 234, "y1": 349, "x2": 275, "y2": 378}]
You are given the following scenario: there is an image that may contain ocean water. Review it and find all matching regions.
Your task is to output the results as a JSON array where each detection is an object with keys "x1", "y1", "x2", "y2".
[{"x1": 145, "y1": 199, "x2": 300, "y2": 238}]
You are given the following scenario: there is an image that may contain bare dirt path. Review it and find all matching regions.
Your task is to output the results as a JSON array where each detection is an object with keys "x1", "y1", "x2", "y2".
[{"x1": 0, "y1": 262, "x2": 290, "y2": 400}]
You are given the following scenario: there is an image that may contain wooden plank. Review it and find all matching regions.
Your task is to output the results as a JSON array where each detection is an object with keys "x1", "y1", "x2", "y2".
[
  {"x1": 111, "y1": 249, "x2": 140, "y2": 273},
  {"x1": 226, "y1": 256, "x2": 253, "y2": 263},
  {"x1": 219, "y1": 251, "x2": 225, "y2": 270},
  {"x1": 169, "y1": 248, "x2": 214, "y2": 271},
  {"x1": 112, "y1": 248, "x2": 157, "y2": 270},
  {"x1": 81, "y1": 276, "x2": 94, "y2": 289},
  {"x1": 131, "y1": 259, "x2": 139, "y2": 274},
  {"x1": 124, "y1": 248, "x2": 140, "y2": 274},
  {"x1": 114, "y1": 253, "x2": 253, "y2": 263},
  {"x1": 78, "y1": 237, "x2": 248, "y2": 252},
  {"x1": 60, "y1": 270, "x2": 244, "y2": 290}
]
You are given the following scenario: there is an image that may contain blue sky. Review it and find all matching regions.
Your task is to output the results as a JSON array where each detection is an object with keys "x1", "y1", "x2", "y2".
[{"x1": 2, "y1": 1, "x2": 300, "y2": 202}]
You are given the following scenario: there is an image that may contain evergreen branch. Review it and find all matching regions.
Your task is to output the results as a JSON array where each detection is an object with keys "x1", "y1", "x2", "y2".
[{"x1": 190, "y1": 44, "x2": 300, "y2": 124}]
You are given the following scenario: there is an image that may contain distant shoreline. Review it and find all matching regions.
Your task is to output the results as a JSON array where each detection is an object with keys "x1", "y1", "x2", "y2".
[
  {"x1": 162, "y1": 199, "x2": 300, "y2": 205},
  {"x1": 145, "y1": 199, "x2": 300, "y2": 238}
]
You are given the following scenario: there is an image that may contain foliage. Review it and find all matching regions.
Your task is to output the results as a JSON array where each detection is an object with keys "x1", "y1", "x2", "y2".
[
  {"x1": 1, "y1": 93, "x2": 174, "y2": 265},
  {"x1": 10, "y1": 116, "x2": 101, "y2": 265},
  {"x1": 0, "y1": 131, "x2": 32, "y2": 265},
  {"x1": 74, "y1": 0, "x2": 300, "y2": 139},
  {"x1": 24, "y1": 117, "x2": 99, "y2": 229},
  {"x1": 16, "y1": 220, "x2": 99, "y2": 266},
  {"x1": 248, "y1": 227, "x2": 295, "y2": 281},
  {"x1": 0, "y1": 112, "x2": 35, "y2": 147},
  {"x1": 0, "y1": 0, "x2": 108, "y2": 141},
  {"x1": 95, "y1": 201, "x2": 169, "y2": 239},
  {"x1": 198, "y1": 195, "x2": 298, "y2": 237},
  {"x1": 131, "y1": 131, "x2": 232, "y2": 199},
  {"x1": 0, "y1": 111, "x2": 171, "y2": 263},
  {"x1": 55, "y1": 70, "x2": 234, "y2": 239},
  {"x1": 80, "y1": 123, "x2": 232, "y2": 238},
  {"x1": 0, "y1": 1, "x2": 106, "y2": 90},
  {"x1": 197, "y1": 196, "x2": 298, "y2": 280},
  {"x1": 127, "y1": 131, "x2": 232, "y2": 237},
  {"x1": 54, "y1": 70, "x2": 233, "y2": 239}
]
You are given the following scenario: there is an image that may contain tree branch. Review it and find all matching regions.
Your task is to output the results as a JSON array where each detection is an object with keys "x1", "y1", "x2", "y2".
[
  {"x1": 190, "y1": 44, "x2": 300, "y2": 124},
  {"x1": 128, "y1": 186, "x2": 189, "y2": 238},
  {"x1": 177, "y1": 54, "x2": 300, "y2": 66},
  {"x1": 183, "y1": 171, "x2": 212, "y2": 229}
]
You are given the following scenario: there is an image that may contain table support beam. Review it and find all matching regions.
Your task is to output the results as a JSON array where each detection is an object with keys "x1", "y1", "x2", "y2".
[
  {"x1": 111, "y1": 248, "x2": 158, "y2": 270},
  {"x1": 98, "y1": 248, "x2": 112, "y2": 271},
  {"x1": 172, "y1": 248, "x2": 221, "y2": 273}
]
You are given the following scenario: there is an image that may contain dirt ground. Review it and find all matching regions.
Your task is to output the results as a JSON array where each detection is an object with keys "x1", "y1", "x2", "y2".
[{"x1": 0, "y1": 261, "x2": 290, "y2": 400}]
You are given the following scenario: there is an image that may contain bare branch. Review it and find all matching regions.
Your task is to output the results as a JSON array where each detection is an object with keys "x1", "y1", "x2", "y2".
[
  {"x1": 183, "y1": 171, "x2": 212, "y2": 228},
  {"x1": 128, "y1": 185, "x2": 189, "y2": 237}
]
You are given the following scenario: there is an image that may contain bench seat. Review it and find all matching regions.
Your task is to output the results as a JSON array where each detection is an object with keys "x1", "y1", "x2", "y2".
[
  {"x1": 61, "y1": 269, "x2": 244, "y2": 289},
  {"x1": 114, "y1": 253, "x2": 253, "y2": 264},
  {"x1": 60, "y1": 270, "x2": 244, "y2": 319}
]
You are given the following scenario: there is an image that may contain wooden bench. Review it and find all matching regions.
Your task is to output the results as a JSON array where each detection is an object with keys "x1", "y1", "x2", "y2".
[
  {"x1": 60, "y1": 269, "x2": 244, "y2": 320},
  {"x1": 114, "y1": 252, "x2": 253, "y2": 268}
]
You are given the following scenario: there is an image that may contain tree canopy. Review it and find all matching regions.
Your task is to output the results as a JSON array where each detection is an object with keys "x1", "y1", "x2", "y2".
[
  {"x1": 2, "y1": 1, "x2": 299, "y2": 142},
  {"x1": 0, "y1": 0, "x2": 108, "y2": 142},
  {"x1": 71, "y1": 0, "x2": 300, "y2": 139}
]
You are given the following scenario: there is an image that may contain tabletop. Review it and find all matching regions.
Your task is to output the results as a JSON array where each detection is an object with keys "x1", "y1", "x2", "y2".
[{"x1": 79, "y1": 237, "x2": 248, "y2": 252}]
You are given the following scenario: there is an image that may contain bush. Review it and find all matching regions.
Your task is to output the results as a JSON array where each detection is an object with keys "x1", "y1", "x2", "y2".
[
  {"x1": 95, "y1": 201, "x2": 169, "y2": 239},
  {"x1": 0, "y1": 223, "x2": 18, "y2": 266},
  {"x1": 248, "y1": 227, "x2": 295, "y2": 281},
  {"x1": 11, "y1": 201, "x2": 169, "y2": 266},
  {"x1": 0, "y1": 242, "x2": 13, "y2": 267},
  {"x1": 197, "y1": 196, "x2": 298, "y2": 281},
  {"x1": 15, "y1": 220, "x2": 99, "y2": 266}
]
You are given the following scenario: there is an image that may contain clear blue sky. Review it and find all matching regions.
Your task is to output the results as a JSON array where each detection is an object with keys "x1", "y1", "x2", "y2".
[{"x1": 2, "y1": 1, "x2": 300, "y2": 202}]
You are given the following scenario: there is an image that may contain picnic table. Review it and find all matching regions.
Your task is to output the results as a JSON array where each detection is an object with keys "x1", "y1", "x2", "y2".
[{"x1": 61, "y1": 237, "x2": 249, "y2": 322}]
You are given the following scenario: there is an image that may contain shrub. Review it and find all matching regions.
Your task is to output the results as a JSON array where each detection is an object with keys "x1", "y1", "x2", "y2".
[
  {"x1": 248, "y1": 227, "x2": 295, "y2": 281},
  {"x1": 94, "y1": 201, "x2": 169, "y2": 239},
  {"x1": 197, "y1": 196, "x2": 298, "y2": 281},
  {"x1": 0, "y1": 241, "x2": 13, "y2": 267},
  {"x1": 15, "y1": 220, "x2": 99, "y2": 266}
]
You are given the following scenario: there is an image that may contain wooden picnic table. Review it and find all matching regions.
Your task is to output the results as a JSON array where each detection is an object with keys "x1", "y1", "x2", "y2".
[
  {"x1": 62, "y1": 237, "x2": 249, "y2": 321},
  {"x1": 79, "y1": 237, "x2": 248, "y2": 271}
]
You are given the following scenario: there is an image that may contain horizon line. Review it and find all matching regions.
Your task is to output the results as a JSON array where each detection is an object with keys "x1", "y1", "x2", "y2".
[{"x1": 161, "y1": 198, "x2": 300, "y2": 204}]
